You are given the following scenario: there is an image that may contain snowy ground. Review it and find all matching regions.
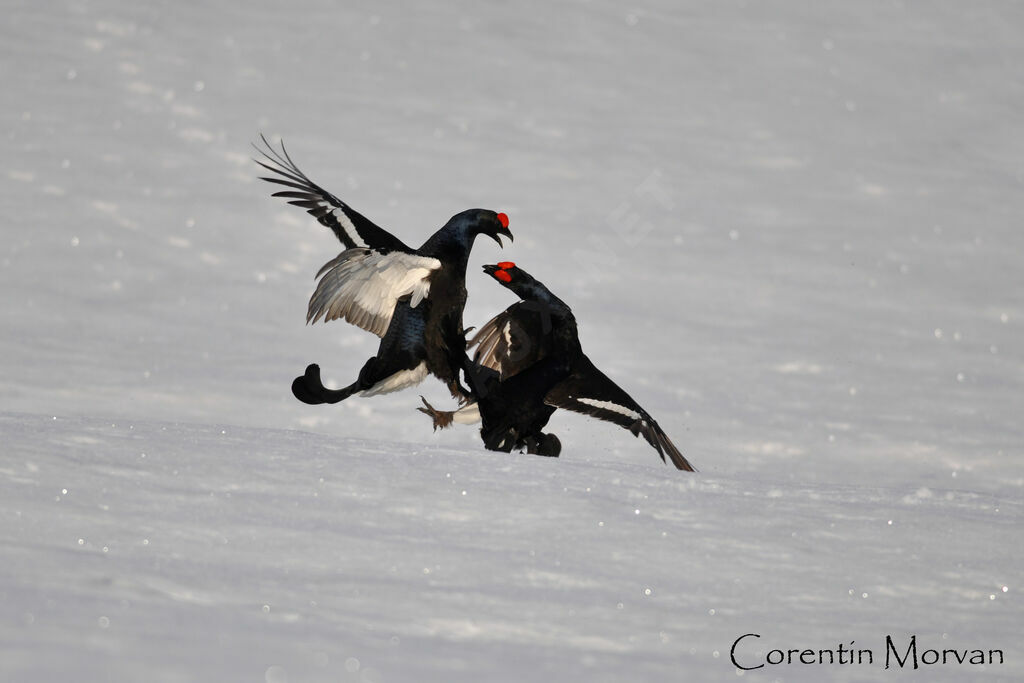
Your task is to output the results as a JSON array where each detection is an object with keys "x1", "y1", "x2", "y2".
[{"x1": 2, "y1": 0, "x2": 1022, "y2": 681}]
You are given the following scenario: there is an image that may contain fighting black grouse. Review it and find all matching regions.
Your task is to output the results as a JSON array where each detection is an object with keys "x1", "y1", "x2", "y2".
[
  {"x1": 254, "y1": 136, "x2": 512, "y2": 404},
  {"x1": 419, "y1": 262, "x2": 695, "y2": 471}
]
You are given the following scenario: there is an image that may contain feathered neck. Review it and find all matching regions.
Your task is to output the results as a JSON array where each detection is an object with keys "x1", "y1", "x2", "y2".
[{"x1": 506, "y1": 273, "x2": 571, "y2": 315}]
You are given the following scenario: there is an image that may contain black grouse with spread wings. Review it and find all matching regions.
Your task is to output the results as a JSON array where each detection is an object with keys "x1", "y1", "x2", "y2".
[
  {"x1": 420, "y1": 263, "x2": 695, "y2": 471},
  {"x1": 255, "y1": 136, "x2": 512, "y2": 404}
]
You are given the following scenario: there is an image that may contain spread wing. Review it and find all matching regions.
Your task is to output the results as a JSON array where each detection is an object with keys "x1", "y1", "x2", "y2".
[
  {"x1": 545, "y1": 356, "x2": 695, "y2": 471},
  {"x1": 254, "y1": 135, "x2": 411, "y2": 252},
  {"x1": 308, "y1": 248, "x2": 442, "y2": 337},
  {"x1": 469, "y1": 301, "x2": 553, "y2": 380}
]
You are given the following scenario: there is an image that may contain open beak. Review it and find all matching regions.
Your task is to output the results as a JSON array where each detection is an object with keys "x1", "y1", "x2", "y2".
[
  {"x1": 482, "y1": 264, "x2": 500, "y2": 276},
  {"x1": 491, "y1": 212, "x2": 512, "y2": 246}
]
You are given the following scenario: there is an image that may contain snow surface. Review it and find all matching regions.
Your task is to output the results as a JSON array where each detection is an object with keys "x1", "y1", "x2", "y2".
[{"x1": 2, "y1": 0, "x2": 1022, "y2": 681}]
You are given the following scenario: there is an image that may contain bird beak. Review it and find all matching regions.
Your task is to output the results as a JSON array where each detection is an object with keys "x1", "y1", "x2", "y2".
[
  {"x1": 482, "y1": 264, "x2": 499, "y2": 275},
  {"x1": 492, "y1": 212, "x2": 512, "y2": 246}
]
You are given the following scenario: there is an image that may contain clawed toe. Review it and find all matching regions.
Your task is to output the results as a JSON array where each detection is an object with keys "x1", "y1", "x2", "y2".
[{"x1": 416, "y1": 396, "x2": 454, "y2": 431}]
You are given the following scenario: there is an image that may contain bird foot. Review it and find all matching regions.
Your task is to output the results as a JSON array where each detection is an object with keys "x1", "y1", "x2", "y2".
[
  {"x1": 417, "y1": 396, "x2": 455, "y2": 431},
  {"x1": 448, "y1": 380, "x2": 474, "y2": 406}
]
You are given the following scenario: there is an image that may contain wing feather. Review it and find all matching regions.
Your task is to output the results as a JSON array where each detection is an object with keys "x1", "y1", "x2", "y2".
[
  {"x1": 468, "y1": 311, "x2": 510, "y2": 373},
  {"x1": 468, "y1": 302, "x2": 551, "y2": 380},
  {"x1": 254, "y1": 135, "x2": 411, "y2": 252},
  {"x1": 545, "y1": 357, "x2": 695, "y2": 471},
  {"x1": 308, "y1": 248, "x2": 441, "y2": 337}
]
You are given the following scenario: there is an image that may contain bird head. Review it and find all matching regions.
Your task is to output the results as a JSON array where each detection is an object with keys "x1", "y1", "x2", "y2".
[
  {"x1": 482, "y1": 261, "x2": 527, "y2": 287},
  {"x1": 483, "y1": 262, "x2": 565, "y2": 313},
  {"x1": 446, "y1": 209, "x2": 513, "y2": 247}
]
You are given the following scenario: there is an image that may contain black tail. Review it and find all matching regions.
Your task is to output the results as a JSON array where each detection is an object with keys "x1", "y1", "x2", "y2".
[{"x1": 291, "y1": 364, "x2": 357, "y2": 405}]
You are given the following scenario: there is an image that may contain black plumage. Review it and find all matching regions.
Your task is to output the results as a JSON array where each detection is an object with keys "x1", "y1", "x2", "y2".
[
  {"x1": 420, "y1": 263, "x2": 695, "y2": 471},
  {"x1": 254, "y1": 136, "x2": 513, "y2": 404}
]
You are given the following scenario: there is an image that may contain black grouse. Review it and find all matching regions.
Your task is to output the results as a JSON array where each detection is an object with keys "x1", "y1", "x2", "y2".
[
  {"x1": 419, "y1": 262, "x2": 695, "y2": 471},
  {"x1": 254, "y1": 137, "x2": 512, "y2": 404}
]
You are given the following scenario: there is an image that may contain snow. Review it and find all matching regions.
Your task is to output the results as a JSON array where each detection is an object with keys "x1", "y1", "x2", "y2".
[{"x1": 2, "y1": 0, "x2": 1022, "y2": 681}]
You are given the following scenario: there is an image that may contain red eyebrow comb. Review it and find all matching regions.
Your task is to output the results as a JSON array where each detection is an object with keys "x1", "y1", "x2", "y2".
[
  {"x1": 496, "y1": 212, "x2": 509, "y2": 229},
  {"x1": 494, "y1": 270, "x2": 512, "y2": 283},
  {"x1": 497, "y1": 261, "x2": 515, "y2": 269}
]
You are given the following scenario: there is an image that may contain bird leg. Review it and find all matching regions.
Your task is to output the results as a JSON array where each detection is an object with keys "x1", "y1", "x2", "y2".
[
  {"x1": 417, "y1": 396, "x2": 455, "y2": 431},
  {"x1": 448, "y1": 379, "x2": 474, "y2": 406}
]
